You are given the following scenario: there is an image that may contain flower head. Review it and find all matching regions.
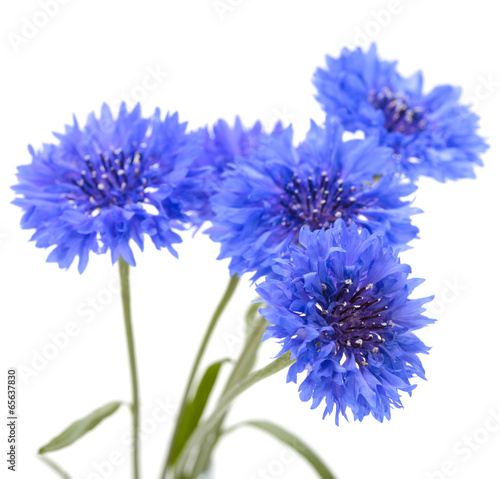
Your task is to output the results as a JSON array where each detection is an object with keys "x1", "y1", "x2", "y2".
[
  {"x1": 209, "y1": 121, "x2": 420, "y2": 281},
  {"x1": 313, "y1": 44, "x2": 488, "y2": 182},
  {"x1": 200, "y1": 117, "x2": 266, "y2": 178},
  {"x1": 188, "y1": 117, "x2": 270, "y2": 224},
  {"x1": 192, "y1": 117, "x2": 283, "y2": 223},
  {"x1": 256, "y1": 222, "x2": 433, "y2": 424},
  {"x1": 12, "y1": 103, "x2": 206, "y2": 272}
]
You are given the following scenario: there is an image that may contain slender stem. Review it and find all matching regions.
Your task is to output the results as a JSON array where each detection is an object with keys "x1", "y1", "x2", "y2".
[
  {"x1": 190, "y1": 315, "x2": 268, "y2": 477},
  {"x1": 39, "y1": 456, "x2": 72, "y2": 479},
  {"x1": 176, "y1": 352, "x2": 294, "y2": 478},
  {"x1": 119, "y1": 258, "x2": 141, "y2": 479},
  {"x1": 160, "y1": 274, "x2": 240, "y2": 479},
  {"x1": 223, "y1": 315, "x2": 268, "y2": 395}
]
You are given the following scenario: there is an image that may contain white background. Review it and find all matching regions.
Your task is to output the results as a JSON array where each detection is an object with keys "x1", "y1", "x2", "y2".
[{"x1": 1, "y1": 1, "x2": 499, "y2": 478}]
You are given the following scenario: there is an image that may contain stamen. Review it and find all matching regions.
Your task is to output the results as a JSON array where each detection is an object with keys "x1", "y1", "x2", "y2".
[{"x1": 370, "y1": 87, "x2": 428, "y2": 135}]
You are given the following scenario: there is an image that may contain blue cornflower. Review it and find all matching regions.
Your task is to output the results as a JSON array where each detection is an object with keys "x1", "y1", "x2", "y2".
[
  {"x1": 189, "y1": 117, "x2": 274, "y2": 223},
  {"x1": 314, "y1": 44, "x2": 488, "y2": 182},
  {"x1": 12, "y1": 103, "x2": 207, "y2": 273},
  {"x1": 200, "y1": 117, "x2": 266, "y2": 179},
  {"x1": 256, "y1": 222, "x2": 434, "y2": 424},
  {"x1": 209, "y1": 121, "x2": 420, "y2": 281}
]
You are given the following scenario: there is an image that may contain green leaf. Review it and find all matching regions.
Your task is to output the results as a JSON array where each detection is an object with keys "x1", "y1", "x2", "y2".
[
  {"x1": 228, "y1": 420, "x2": 337, "y2": 479},
  {"x1": 169, "y1": 359, "x2": 229, "y2": 466},
  {"x1": 162, "y1": 275, "x2": 240, "y2": 478},
  {"x1": 39, "y1": 456, "x2": 72, "y2": 479},
  {"x1": 188, "y1": 316, "x2": 268, "y2": 477},
  {"x1": 189, "y1": 315, "x2": 269, "y2": 478},
  {"x1": 176, "y1": 352, "x2": 294, "y2": 476},
  {"x1": 221, "y1": 351, "x2": 293, "y2": 408},
  {"x1": 39, "y1": 401, "x2": 122, "y2": 454},
  {"x1": 244, "y1": 300, "x2": 265, "y2": 336}
]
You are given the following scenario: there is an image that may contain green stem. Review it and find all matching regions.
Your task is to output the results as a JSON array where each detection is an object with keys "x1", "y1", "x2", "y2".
[
  {"x1": 160, "y1": 274, "x2": 240, "y2": 479},
  {"x1": 176, "y1": 352, "x2": 294, "y2": 478},
  {"x1": 119, "y1": 258, "x2": 141, "y2": 479},
  {"x1": 190, "y1": 316, "x2": 268, "y2": 477},
  {"x1": 39, "y1": 456, "x2": 72, "y2": 479}
]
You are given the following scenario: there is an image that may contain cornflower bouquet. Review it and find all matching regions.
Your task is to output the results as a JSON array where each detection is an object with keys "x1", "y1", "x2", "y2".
[{"x1": 12, "y1": 44, "x2": 488, "y2": 479}]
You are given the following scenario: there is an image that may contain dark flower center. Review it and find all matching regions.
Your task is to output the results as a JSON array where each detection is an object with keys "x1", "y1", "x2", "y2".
[
  {"x1": 68, "y1": 148, "x2": 153, "y2": 211},
  {"x1": 316, "y1": 280, "x2": 391, "y2": 366},
  {"x1": 279, "y1": 171, "x2": 364, "y2": 231},
  {"x1": 369, "y1": 87, "x2": 427, "y2": 135}
]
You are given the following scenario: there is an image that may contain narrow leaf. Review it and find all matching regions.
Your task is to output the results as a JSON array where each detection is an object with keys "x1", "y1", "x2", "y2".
[
  {"x1": 222, "y1": 351, "x2": 292, "y2": 407},
  {"x1": 39, "y1": 456, "x2": 72, "y2": 479},
  {"x1": 176, "y1": 352, "x2": 294, "y2": 476},
  {"x1": 189, "y1": 316, "x2": 268, "y2": 478},
  {"x1": 39, "y1": 401, "x2": 122, "y2": 454},
  {"x1": 169, "y1": 359, "x2": 229, "y2": 465},
  {"x1": 229, "y1": 420, "x2": 337, "y2": 479},
  {"x1": 163, "y1": 275, "x2": 240, "y2": 475},
  {"x1": 244, "y1": 299, "x2": 265, "y2": 336}
]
